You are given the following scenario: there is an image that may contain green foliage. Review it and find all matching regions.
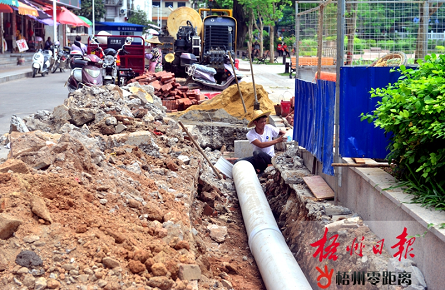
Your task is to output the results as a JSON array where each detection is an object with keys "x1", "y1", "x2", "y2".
[
  {"x1": 127, "y1": 9, "x2": 156, "y2": 27},
  {"x1": 361, "y1": 54, "x2": 445, "y2": 209},
  {"x1": 75, "y1": 0, "x2": 105, "y2": 20}
]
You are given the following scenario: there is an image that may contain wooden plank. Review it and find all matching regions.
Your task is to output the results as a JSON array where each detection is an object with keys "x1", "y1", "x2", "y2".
[
  {"x1": 353, "y1": 158, "x2": 366, "y2": 164},
  {"x1": 303, "y1": 176, "x2": 335, "y2": 200},
  {"x1": 331, "y1": 163, "x2": 391, "y2": 168}
]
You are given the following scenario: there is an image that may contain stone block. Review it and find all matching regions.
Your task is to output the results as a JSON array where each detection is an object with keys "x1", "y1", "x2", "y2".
[
  {"x1": 234, "y1": 140, "x2": 253, "y2": 158},
  {"x1": 178, "y1": 264, "x2": 201, "y2": 281},
  {"x1": 0, "y1": 214, "x2": 23, "y2": 239},
  {"x1": 125, "y1": 131, "x2": 153, "y2": 146},
  {"x1": 52, "y1": 105, "x2": 70, "y2": 122}
]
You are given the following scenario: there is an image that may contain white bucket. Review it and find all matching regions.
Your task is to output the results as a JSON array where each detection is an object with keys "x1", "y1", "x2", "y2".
[{"x1": 214, "y1": 157, "x2": 234, "y2": 179}]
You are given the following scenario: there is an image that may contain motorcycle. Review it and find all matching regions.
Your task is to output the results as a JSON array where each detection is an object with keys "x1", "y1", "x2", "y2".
[
  {"x1": 90, "y1": 37, "x2": 133, "y2": 85},
  {"x1": 51, "y1": 43, "x2": 70, "y2": 73},
  {"x1": 31, "y1": 49, "x2": 54, "y2": 78},
  {"x1": 66, "y1": 49, "x2": 104, "y2": 92}
]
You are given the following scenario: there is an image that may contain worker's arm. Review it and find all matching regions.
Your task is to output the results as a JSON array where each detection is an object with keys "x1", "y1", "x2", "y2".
[{"x1": 251, "y1": 135, "x2": 285, "y2": 148}]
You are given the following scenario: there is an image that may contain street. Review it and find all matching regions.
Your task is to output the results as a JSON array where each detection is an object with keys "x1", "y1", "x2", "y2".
[{"x1": 0, "y1": 70, "x2": 69, "y2": 135}]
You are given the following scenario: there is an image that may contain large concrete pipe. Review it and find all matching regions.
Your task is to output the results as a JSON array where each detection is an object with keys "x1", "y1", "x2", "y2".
[{"x1": 233, "y1": 161, "x2": 312, "y2": 290}]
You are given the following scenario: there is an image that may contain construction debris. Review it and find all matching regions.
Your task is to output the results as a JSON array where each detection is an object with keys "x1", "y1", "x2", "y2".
[
  {"x1": 129, "y1": 71, "x2": 206, "y2": 112},
  {"x1": 0, "y1": 84, "x2": 264, "y2": 290}
]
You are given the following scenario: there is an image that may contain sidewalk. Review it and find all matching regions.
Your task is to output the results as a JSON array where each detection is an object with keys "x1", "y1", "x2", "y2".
[{"x1": 0, "y1": 65, "x2": 32, "y2": 84}]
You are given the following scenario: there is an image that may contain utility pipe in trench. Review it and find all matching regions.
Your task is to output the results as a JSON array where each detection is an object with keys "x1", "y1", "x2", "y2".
[{"x1": 233, "y1": 161, "x2": 312, "y2": 290}]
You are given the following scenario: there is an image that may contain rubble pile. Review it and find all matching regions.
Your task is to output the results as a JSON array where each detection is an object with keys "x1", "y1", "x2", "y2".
[
  {"x1": 129, "y1": 71, "x2": 205, "y2": 112},
  {"x1": 0, "y1": 84, "x2": 264, "y2": 290}
]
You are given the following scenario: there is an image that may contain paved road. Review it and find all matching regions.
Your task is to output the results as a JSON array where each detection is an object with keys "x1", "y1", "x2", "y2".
[{"x1": 0, "y1": 71, "x2": 70, "y2": 135}]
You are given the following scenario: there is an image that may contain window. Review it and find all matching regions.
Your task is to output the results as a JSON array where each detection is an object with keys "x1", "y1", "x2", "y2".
[
  {"x1": 152, "y1": 2, "x2": 160, "y2": 6},
  {"x1": 165, "y1": 2, "x2": 173, "y2": 8},
  {"x1": 177, "y1": 2, "x2": 185, "y2": 7}
]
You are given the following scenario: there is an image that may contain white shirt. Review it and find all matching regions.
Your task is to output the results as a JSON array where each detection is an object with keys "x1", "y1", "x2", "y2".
[{"x1": 246, "y1": 124, "x2": 280, "y2": 157}]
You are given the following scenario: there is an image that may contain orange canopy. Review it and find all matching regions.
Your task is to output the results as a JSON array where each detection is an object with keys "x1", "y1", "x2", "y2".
[{"x1": 17, "y1": 1, "x2": 38, "y2": 16}]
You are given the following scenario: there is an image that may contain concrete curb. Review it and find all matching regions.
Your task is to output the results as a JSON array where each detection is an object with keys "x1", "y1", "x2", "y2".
[{"x1": 0, "y1": 71, "x2": 32, "y2": 84}]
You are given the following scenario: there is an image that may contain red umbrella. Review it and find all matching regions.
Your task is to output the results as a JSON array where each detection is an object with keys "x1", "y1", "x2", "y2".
[{"x1": 44, "y1": 7, "x2": 89, "y2": 27}]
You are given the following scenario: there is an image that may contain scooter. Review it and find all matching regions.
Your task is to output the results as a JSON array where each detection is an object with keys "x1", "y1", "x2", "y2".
[
  {"x1": 31, "y1": 49, "x2": 53, "y2": 78},
  {"x1": 51, "y1": 42, "x2": 70, "y2": 73},
  {"x1": 90, "y1": 37, "x2": 132, "y2": 85},
  {"x1": 66, "y1": 49, "x2": 104, "y2": 92}
]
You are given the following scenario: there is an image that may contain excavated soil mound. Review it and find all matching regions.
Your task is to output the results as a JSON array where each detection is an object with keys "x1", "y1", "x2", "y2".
[{"x1": 181, "y1": 82, "x2": 276, "y2": 121}]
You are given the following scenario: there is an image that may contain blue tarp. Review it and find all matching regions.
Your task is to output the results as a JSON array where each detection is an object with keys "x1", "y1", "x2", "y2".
[
  {"x1": 294, "y1": 79, "x2": 335, "y2": 176},
  {"x1": 339, "y1": 67, "x2": 401, "y2": 159}
]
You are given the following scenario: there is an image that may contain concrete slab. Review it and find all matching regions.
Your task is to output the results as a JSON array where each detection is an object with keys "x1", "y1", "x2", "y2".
[{"x1": 234, "y1": 140, "x2": 253, "y2": 158}]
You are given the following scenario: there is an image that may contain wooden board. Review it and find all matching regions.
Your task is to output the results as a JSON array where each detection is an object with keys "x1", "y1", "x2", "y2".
[
  {"x1": 353, "y1": 158, "x2": 366, "y2": 164},
  {"x1": 303, "y1": 176, "x2": 335, "y2": 200}
]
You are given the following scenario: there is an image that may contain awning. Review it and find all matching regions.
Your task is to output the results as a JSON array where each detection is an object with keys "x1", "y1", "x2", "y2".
[
  {"x1": 17, "y1": 1, "x2": 38, "y2": 16},
  {"x1": 0, "y1": 0, "x2": 18, "y2": 7},
  {"x1": 96, "y1": 22, "x2": 144, "y2": 32},
  {"x1": 28, "y1": 15, "x2": 59, "y2": 26},
  {"x1": 0, "y1": 3, "x2": 13, "y2": 12},
  {"x1": 44, "y1": 6, "x2": 89, "y2": 27}
]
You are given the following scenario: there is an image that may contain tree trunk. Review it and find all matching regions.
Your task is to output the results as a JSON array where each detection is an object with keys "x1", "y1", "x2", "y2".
[
  {"x1": 270, "y1": 24, "x2": 275, "y2": 64},
  {"x1": 345, "y1": 2, "x2": 357, "y2": 65},
  {"x1": 415, "y1": 2, "x2": 444, "y2": 61},
  {"x1": 233, "y1": 0, "x2": 248, "y2": 50}
]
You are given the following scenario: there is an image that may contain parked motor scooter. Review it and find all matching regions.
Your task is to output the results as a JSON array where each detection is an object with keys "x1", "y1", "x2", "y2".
[
  {"x1": 65, "y1": 49, "x2": 104, "y2": 92},
  {"x1": 51, "y1": 42, "x2": 70, "y2": 73},
  {"x1": 31, "y1": 49, "x2": 54, "y2": 77},
  {"x1": 90, "y1": 37, "x2": 133, "y2": 85}
]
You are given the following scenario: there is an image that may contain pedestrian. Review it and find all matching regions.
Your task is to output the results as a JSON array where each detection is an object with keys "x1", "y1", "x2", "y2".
[
  {"x1": 235, "y1": 110, "x2": 286, "y2": 174},
  {"x1": 44, "y1": 37, "x2": 52, "y2": 50},
  {"x1": 277, "y1": 42, "x2": 283, "y2": 56},
  {"x1": 283, "y1": 43, "x2": 289, "y2": 57},
  {"x1": 145, "y1": 36, "x2": 163, "y2": 73},
  {"x1": 71, "y1": 35, "x2": 87, "y2": 54}
]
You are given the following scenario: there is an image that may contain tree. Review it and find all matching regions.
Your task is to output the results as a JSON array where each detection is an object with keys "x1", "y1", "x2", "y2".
[
  {"x1": 74, "y1": 0, "x2": 105, "y2": 21},
  {"x1": 415, "y1": 1, "x2": 444, "y2": 61},
  {"x1": 127, "y1": 9, "x2": 156, "y2": 27}
]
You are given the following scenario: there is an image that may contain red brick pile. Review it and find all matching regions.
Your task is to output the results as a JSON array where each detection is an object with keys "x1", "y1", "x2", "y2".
[{"x1": 128, "y1": 70, "x2": 206, "y2": 112}]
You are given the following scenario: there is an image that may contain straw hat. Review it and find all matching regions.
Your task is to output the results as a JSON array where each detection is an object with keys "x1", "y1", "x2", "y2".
[
  {"x1": 165, "y1": 53, "x2": 175, "y2": 63},
  {"x1": 145, "y1": 36, "x2": 161, "y2": 44},
  {"x1": 247, "y1": 110, "x2": 271, "y2": 128}
]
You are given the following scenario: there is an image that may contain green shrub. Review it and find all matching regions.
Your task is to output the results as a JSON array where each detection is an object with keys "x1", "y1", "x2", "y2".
[{"x1": 361, "y1": 54, "x2": 445, "y2": 210}]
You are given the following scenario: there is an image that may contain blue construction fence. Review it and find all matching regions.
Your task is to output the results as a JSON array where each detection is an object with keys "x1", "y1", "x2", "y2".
[{"x1": 293, "y1": 67, "x2": 402, "y2": 176}]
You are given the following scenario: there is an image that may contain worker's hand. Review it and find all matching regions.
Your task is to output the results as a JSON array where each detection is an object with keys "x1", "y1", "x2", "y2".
[{"x1": 275, "y1": 135, "x2": 285, "y2": 143}]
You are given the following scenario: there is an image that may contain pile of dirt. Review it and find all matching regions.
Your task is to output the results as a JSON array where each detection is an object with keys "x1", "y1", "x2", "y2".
[
  {"x1": 0, "y1": 83, "x2": 265, "y2": 290},
  {"x1": 180, "y1": 82, "x2": 276, "y2": 121}
]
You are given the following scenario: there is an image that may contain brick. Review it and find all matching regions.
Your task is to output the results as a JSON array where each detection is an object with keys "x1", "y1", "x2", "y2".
[{"x1": 178, "y1": 264, "x2": 201, "y2": 281}]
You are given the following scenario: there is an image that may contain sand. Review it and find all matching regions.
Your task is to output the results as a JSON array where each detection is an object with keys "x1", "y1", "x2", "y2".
[{"x1": 181, "y1": 82, "x2": 276, "y2": 121}]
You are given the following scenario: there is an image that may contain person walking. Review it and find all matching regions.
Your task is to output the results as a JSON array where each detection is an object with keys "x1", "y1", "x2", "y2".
[
  {"x1": 283, "y1": 43, "x2": 289, "y2": 57},
  {"x1": 277, "y1": 42, "x2": 283, "y2": 57}
]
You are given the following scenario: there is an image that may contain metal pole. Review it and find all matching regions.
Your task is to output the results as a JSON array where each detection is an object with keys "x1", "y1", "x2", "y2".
[
  {"x1": 228, "y1": 51, "x2": 247, "y2": 114},
  {"x1": 295, "y1": 2, "x2": 300, "y2": 78},
  {"x1": 423, "y1": 0, "x2": 429, "y2": 59},
  {"x1": 159, "y1": 0, "x2": 162, "y2": 28},
  {"x1": 53, "y1": 0, "x2": 57, "y2": 43},
  {"x1": 92, "y1": 0, "x2": 95, "y2": 35},
  {"x1": 334, "y1": 0, "x2": 345, "y2": 205},
  {"x1": 316, "y1": 5, "x2": 324, "y2": 80}
]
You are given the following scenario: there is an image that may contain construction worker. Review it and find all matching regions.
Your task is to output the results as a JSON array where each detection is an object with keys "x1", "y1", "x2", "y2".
[{"x1": 236, "y1": 110, "x2": 286, "y2": 174}]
